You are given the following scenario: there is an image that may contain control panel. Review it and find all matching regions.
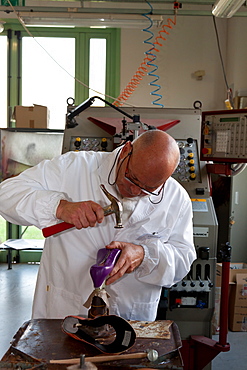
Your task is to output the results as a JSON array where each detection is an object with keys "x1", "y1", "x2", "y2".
[
  {"x1": 201, "y1": 109, "x2": 247, "y2": 163},
  {"x1": 68, "y1": 136, "x2": 113, "y2": 152},
  {"x1": 173, "y1": 138, "x2": 201, "y2": 183},
  {"x1": 168, "y1": 258, "x2": 214, "y2": 310}
]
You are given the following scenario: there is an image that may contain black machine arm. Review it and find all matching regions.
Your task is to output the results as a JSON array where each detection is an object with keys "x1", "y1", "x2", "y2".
[{"x1": 66, "y1": 96, "x2": 139, "y2": 128}]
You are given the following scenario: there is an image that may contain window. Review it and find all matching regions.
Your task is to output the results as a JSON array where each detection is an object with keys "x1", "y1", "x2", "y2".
[
  {"x1": 1, "y1": 25, "x2": 120, "y2": 129},
  {"x1": 22, "y1": 37, "x2": 75, "y2": 130},
  {"x1": 0, "y1": 215, "x2": 6, "y2": 243},
  {"x1": 0, "y1": 36, "x2": 7, "y2": 128},
  {"x1": 89, "y1": 38, "x2": 106, "y2": 104}
]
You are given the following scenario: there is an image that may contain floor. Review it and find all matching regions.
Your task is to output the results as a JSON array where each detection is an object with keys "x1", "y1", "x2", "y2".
[{"x1": 0, "y1": 263, "x2": 247, "y2": 369}]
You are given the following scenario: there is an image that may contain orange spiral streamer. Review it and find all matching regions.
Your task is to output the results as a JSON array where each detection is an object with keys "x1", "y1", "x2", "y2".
[{"x1": 113, "y1": 15, "x2": 177, "y2": 107}]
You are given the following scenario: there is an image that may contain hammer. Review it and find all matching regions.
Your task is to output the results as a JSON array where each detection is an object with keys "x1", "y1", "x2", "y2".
[
  {"x1": 50, "y1": 349, "x2": 159, "y2": 364},
  {"x1": 42, "y1": 184, "x2": 123, "y2": 238}
]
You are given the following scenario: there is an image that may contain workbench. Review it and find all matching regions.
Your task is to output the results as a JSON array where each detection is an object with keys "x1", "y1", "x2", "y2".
[
  {"x1": 1, "y1": 319, "x2": 183, "y2": 369},
  {"x1": 0, "y1": 239, "x2": 44, "y2": 269}
]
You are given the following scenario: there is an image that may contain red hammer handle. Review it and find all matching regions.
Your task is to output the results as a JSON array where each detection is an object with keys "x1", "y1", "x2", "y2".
[{"x1": 42, "y1": 222, "x2": 74, "y2": 238}]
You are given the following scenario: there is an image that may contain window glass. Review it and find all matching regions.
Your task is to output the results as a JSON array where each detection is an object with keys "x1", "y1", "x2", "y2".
[
  {"x1": 0, "y1": 37, "x2": 8, "y2": 243},
  {"x1": 89, "y1": 38, "x2": 106, "y2": 105},
  {"x1": 0, "y1": 36, "x2": 7, "y2": 128},
  {"x1": 0, "y1": 215, "x2": 6, "y2": 243},
  {"x1": 22, "y1": 37, "x2": 75, "y2": 129}
]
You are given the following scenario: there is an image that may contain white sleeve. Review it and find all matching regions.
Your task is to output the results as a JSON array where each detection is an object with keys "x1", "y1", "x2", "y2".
[
  {"x1": 134, "y1": 197, "x2": 196, "y2": 287},
  {"x1": 0, "y1": 157, "x2": 70, "y2": 229}
]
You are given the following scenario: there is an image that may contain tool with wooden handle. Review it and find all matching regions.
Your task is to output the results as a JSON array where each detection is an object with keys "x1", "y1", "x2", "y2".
[
  {"x1": 42, "y1": 184, "x2": 123, "y2": 237},
  {"x1": 50, "y1": 349, "x2": 159, "y2": 364}
]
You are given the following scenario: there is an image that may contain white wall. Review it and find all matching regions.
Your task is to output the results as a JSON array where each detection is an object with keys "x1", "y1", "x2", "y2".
[
  {"x1": 119, "y1": 16, "x2": 229, "y2": 110},
  {"x1": 227, "y1": 17, "x2": 247, "y2": 97}
]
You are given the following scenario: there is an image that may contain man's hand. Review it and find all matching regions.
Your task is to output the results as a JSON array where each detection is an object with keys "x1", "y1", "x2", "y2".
[
  {"x1": 56, "y1": 199, "x2": 104, "y2": 229},
  {"x1": 105, "y1": 241, "x2": 144, "y2": 285}
]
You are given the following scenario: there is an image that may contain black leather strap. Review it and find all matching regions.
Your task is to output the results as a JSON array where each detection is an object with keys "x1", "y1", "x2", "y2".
[{"x1": 62, "y1": 314, "x2": 136, "y2": 354}]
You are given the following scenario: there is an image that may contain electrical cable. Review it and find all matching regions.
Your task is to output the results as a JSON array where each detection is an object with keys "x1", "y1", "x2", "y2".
[
  {"x1": 230, "y1": 163, "x2": 247, "y2": 176},
  {"x1": 212, "y1": 15, "x2": 234, "y2": 108},
  {"x1": 212, "y1": 16, "x2": 229, "y2": 90}
]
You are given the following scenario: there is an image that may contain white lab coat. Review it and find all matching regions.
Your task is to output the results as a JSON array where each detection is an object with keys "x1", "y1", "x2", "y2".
[{"x1": 0, "y1": 149, "x2": 196, "y2": 321}]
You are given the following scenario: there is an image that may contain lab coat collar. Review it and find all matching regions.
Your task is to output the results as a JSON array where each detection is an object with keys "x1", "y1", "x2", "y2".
[{"x1": 122, "y1": 196, "x2": 155, "y2": 226}]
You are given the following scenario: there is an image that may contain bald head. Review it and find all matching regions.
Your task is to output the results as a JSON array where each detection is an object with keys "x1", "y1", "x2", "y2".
[
  {"x1": 132, "y1": 130, "x2": 180, "y2": 181},
  {"x1": 116, "y1": 129, "x2": 180, "y2": 198}
]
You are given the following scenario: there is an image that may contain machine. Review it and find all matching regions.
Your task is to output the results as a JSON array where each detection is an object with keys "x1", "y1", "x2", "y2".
[
  {"x1": 39, "y1": 100, "x2": 247, "y2": 369},
  {"x1": 164, "y1": 137, "x2": 218, "y2": 342}
]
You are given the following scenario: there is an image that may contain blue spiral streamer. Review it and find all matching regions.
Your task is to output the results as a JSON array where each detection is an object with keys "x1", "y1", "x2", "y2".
[{"x1": 142, "y1": 1, "x2": 164, "y2": 107}]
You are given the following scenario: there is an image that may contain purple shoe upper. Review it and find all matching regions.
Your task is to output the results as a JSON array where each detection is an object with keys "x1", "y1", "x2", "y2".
[{"x1": 90, "y1": 248, "x2": 121, "y2": 288}]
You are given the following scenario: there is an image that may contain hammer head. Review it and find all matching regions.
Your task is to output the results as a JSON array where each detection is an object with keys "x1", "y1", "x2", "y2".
[{"x1": 100, "y1": 184, "x2": 123, "y2": 228}]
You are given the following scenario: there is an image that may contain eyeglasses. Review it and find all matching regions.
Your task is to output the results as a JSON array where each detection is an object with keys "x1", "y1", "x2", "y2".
[{"x1": 124, "y1": 150, "x2": 165, "y2": 196}]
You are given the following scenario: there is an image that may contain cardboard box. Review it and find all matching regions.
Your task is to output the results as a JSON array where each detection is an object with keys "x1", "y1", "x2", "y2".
[
  {"x1": 229, "y1": 273, "x2": 247, "y2": 307},
  {"x1": 13, "y1": 105, "x2": 49, "y2": 129},
  {"x1": 229, "y1": 305, "x2": 247, "y2": 331},
  {"x1": 234, "y1": 96, "x2": 240, "y2": 109},
  {"x1": 212, "y1": 286, "x2": 221, "y2": 334},
  {"x1": 240, "y1": 96, "x2": 247, "y2": 109},
  {"x1": 233, "y1": 96, "x2": 247, "y2": 109},
  {"x1": 216, "y1": 262, "x2": 247, "y2": 287},
  {"x1": 212, "y1": 285, "x2": 234, "y2": 335},
  {"x1": 228, "y1": 273, "x2": 247, "y2": 331}
]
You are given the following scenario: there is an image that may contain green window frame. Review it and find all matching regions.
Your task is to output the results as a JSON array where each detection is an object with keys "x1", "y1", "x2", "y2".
[{"x1": 1, "y1": 20, "x2": 120, "y2": 126}]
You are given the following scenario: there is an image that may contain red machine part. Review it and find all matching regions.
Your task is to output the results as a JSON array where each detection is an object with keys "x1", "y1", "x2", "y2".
[{"x1": 206, "y1": 163, "x2": 233, "y2": 177}]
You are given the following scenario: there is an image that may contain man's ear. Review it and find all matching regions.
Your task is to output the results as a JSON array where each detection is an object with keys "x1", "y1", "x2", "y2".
[{"x1": 119, "y1": 141, "x2": 131, "y2": 159}]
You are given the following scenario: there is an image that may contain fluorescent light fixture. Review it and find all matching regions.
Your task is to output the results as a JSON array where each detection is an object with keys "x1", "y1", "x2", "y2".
[
  {"x1": 21, "y1": 13, "x2": 163, "y2": 29},
  {"x1": 212, "y1": 0, "x2": 246, "y2": 18},
  {"x1": 26, "y1": 25, "x2": 75, "y2": 28}
]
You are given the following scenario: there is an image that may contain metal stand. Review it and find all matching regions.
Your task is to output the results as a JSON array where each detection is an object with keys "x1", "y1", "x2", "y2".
[{"x1": 180, "y1": 242, "x2": 231, "y2": 370}]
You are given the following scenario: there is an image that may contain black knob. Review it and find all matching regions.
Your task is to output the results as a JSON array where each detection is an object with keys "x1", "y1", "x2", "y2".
[
  {"x1": 198, "y1": 247, "x2": 210, "y2": 260},
  {"x1": 197, "y1": 276, "x2": 204, "y2": 287},
  {"x1": 207, "y1": 277, "x2": 214, "y2": 288}
]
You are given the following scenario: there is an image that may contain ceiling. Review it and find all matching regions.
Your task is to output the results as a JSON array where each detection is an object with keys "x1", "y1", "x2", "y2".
[{"x1": 1, "y1": 0, "x2": 247, "y2": 27}]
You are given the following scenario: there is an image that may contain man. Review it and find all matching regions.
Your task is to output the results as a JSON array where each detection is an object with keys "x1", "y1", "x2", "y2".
[{"x1": 0, "y1": 130, "x2": 196, "y2": 321}]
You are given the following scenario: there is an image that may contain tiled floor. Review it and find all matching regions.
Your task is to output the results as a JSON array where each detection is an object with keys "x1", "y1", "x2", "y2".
[{"x1": 0, "y1": 263, "x2": 247, "y2": 369}]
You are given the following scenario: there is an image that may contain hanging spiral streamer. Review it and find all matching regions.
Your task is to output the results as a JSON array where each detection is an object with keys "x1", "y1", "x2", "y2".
[
  {"x1": 142, "y1": 1, "x2": 155, "y2": 69},
  {"x1": 153, "y1": 16, "x2": 177, "y2": 54},
  {"x1": 142, "y1": 2, "x2": 164, "y2": 107},
  {"x1": 148, "y1": 13, "x2": 177, "y2": 107},
  {"x1": 148, "y1": 59, "x2": 164, "y2": 107},
  {"x1": 114, "y1": 3, "x2": 178, "y2": 107},
  {"x1": 113, "y1": 2, "x2": 154, "y2": 107}
]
